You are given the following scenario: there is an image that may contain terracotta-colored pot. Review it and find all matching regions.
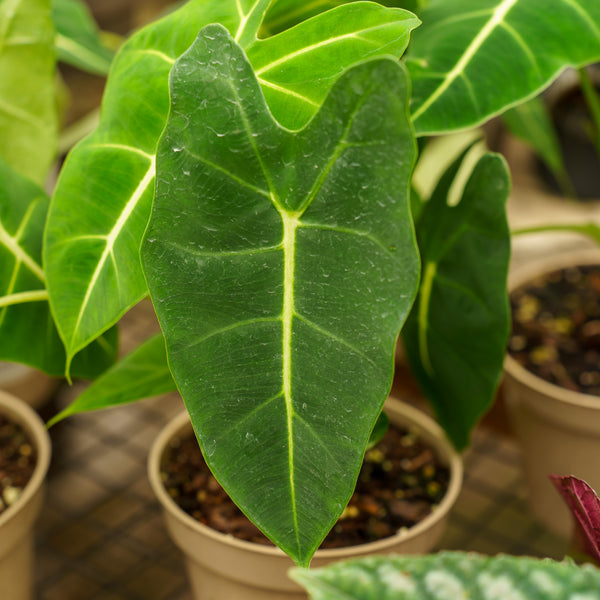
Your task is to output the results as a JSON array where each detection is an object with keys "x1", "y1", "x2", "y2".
[
  {"x1": 0, "y1": 362, "x2": 59, "y2": 409},
  {"x1": 503, "y1": 248, "x2": 600, "y2": 538},
  {"x1": 148, "y1": 396, "x2": 463, "y2": 599},
  {"x1": 0, "y1": 391, "x2": 52, "y2": 600}
]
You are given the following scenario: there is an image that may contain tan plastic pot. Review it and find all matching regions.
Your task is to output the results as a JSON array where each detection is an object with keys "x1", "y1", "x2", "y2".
[
  {"x1": 0, "y1": 362, "x2": 59, "y2": 409},
  {"x1": 0, "y1": 390, "x2": 51, "y2": 600},
  {"x1": 503, "y1": 248, "x2": 600, "y2": 538},
  {"x1": 148, "y1": 396, "x2": 463, "y2": 599}
]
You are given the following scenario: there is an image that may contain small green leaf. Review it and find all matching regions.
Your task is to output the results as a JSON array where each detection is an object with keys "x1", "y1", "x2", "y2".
[
  {"x1": 52, "y1": 0, "x2": 115, "y2": 75},
  {"x1": 290, "y1": 552, "x2": 600, "y2": 599},
  {"x1": 402, "y1": 151, "x2": 511, "y2": 450},
  {"x1": 142, "y1": 25, "x2": 419, "y2": 565},
  {"x1": 47, "y1": 333, "x2": 175, "y2": 427},
  {"x1": 0, "y1": 0, "x2": 57, "y2": 185},
  {"x1": 407, "y1": 0, "x2": 600, "y2": 135},
  {"x1": 0, "y1": 156, "x2": 117, "y2": 377},
  {"x1": 502, "y1": 97, "x2": 574, "y2": 196}
]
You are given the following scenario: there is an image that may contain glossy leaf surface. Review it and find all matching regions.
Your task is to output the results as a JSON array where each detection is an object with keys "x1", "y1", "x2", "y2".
[
  {"x1": 47, "y1": 333, "x2": 175, "y2": 427},
  {"x1": 52, "y1": 0, "x2": 114, "y2": 75},
  {"x1": 407, "y1": 0, "x2": 600, "y2": 135},
  {"x1": 291, "y1": 552, "x2": 600, "y2": 599},
  {"x1": 402, "y1": 152, "x2": 510, "y2": 449},
  {"x1": 0, "y1": 0, "x2": 56, "y2": 185},
  {"x1": 0, "y1": 156, "x2": 117, "y2": 376},
  {"x1": 142, "y1": 26, "x2": 418, "y2": 565},
  {"x1": 45, "y1": 0, "x2": 419, "y2": 371}
]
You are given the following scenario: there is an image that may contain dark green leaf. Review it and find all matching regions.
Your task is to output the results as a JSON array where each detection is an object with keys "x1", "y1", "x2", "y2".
[
  {"x1": 290, "y1": 552, "x2": 600, "y2": 599},
  {"x1": 402, "y1": 151, "x2": 510, "y2": 449},
  {"x1": 142, "y1": 25, "x2": 419, "y2": 565},
  {"x1": 45, "y1": 0, "x2": 418, "y2": 372}
]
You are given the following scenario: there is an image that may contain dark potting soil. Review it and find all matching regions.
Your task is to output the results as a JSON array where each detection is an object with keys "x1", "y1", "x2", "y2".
[
  {"x1": 509, "y1": 264, "x2": 600, "y2": 396},
  {"x1": 0, "y1": 414, "x2": 37, "y2": 515},
  {"x1": 161, "y1": 421, "x2": 450, "y2": 549}
]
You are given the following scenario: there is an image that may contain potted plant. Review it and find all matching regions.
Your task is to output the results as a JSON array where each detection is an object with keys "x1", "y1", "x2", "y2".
[
  {"x1": 147, "y1": 395, "x2": 463, "y2": 598},
  {"x1": 0, "y1": 390, "x2": 51, "y2": 600},
  {"x1": 3, "y1": 0, "x2": 600, "y2": 587}
]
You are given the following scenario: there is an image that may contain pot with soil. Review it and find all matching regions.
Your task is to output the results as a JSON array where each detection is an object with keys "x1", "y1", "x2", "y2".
[
  {"x1": 148, "y1": 396, "x2": 462, "y2": 600},
  {"x1": 503, "y1": 248, "x2": 600, "y2": 538},
  {"x1": 0, "y1": 390, "x2": 51, "y2": 600}
]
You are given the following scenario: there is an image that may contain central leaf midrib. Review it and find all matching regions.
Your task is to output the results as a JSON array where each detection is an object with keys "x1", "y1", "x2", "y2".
[{"x1": 280, "y1": 205, "x2": 300, "y2": 549}]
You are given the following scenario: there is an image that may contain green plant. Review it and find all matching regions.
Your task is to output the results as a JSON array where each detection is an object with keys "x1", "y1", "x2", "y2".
[
  {"x1": 290, "y1": 551, "x2": 600, "y2": 598},
  {"x1": 2, "y1": 0, "x2": 600, "y2": 567}
]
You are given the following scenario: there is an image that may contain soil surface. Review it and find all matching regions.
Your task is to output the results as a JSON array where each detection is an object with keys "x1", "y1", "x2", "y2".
[
  {"x1": 161, "y1": 420, "x2": 450, "y2": 549},
  {"x1": 0, "y1": 414, "x2": 37, "y2": 515},
  {"x1": 509, "y1": 264, "x2": 600, "y2": 396}
]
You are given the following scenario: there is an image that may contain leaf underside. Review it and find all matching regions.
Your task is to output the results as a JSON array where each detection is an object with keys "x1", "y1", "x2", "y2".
[
  {"x1": 44, "y1": 0, "x2": 419, "y2": 372},
  {"x1": 142, "y1": 25, "x2": 419, "y2": 566},
  {"x1": 402, "y1": 151, "x2": 511, "y2": 450},
  {"x1": 407, "y1": 0, "x2": 600, "y2": 135},
  {"x1": 290, "y1": 551, "x2": 600, "y2": 599}
]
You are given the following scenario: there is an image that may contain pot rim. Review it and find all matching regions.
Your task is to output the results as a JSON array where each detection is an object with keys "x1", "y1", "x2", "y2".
[
  {"x1": 505, "y1": 247, "x2": 600, "y2": 409},
  {"x1": 148, "y1": 395, "x2": 463, "y2": 560},
  {"x1": 0, "y1": 390, "x2": 51, "y2": 527}
]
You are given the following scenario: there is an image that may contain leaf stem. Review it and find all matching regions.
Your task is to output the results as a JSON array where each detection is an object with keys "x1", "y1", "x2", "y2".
[
  {"x1": 512, "y1": 222, "x2": 600, "y2": 247},
  {"x1": 0, "y1": 289, "x2": 48, "y2": 308}
]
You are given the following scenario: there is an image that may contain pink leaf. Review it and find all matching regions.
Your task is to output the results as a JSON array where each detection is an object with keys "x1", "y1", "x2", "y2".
[{"x1": 550, "y1": 475, "x2": 600, "y2": 564}]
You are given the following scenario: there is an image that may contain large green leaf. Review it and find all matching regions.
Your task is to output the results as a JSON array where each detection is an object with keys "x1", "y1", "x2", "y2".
[
  {"x1": 0, "y1": 156, "x2": 117, "y2": 377},
  {"x1": 142, "y1": 25, "x2": 418, "y2": 566},
  {"x1": 290, "y1": 552, "x2": 600, "y2": 599},
  {"x1": 44, "y1": 0, "x2": 419, "y2": 372},
  {"x1": 407, "y1": 0, "x2": 600, "y2": 135},
  {"x1": 0, "y1": 0, "x2": 57, "y2": 185},
  {"x1": 52, "y1": 0, "x2": 115, "y2": 75},
  {"x1": 47, "y1": 333, "x2": 174, "y2": 427},
  {"x1": 402, "y1": 151, "x2": 510, "y2": 450},
  {"x1": 247, "y1": 2, "x2": 419, "y2": 129}
]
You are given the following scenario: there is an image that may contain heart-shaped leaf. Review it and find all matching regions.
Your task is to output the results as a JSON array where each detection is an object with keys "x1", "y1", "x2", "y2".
[
  {"x1": 142, "y1": 25, "x2": 419, "y2": 565},
  {"x1": 407, "y1": 0, "x2": 600, "y2": 135},
  {"x1": 44, "y1": 0, "x2": 419, "y2": 372},
  {"x1": 0, "y1": 156, "x2": 117, "y2": 377},
  {"x1": 402, "y1": 151, "x2": 511, "y2": 450},
  {"x1": 52, "y1": 0, "x2": 115, "y2": 75},
  {"x1": 0, "y1": 0, "x2": 57, "y2": 185},
  {"x1": 290, "y1": 552, "x2": 600, "y2": 599}
]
